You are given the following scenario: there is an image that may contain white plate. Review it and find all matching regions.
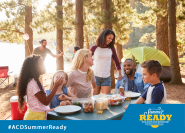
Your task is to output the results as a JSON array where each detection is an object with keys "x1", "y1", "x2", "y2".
[
  {"x1": 131, "y1": 92, "x2": 141, "y2": 98},
  {"x1": 54, "y1": 105, "x2": 81, "y2": 114}
]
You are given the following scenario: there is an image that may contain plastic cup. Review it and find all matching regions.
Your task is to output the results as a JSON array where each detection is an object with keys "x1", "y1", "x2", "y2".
[
  {"x1": 119, "y1": 86, "x2": 125, "y2": 96},
  {"x1": 112, "y1": 89, "x2": 119, "y2": 96},
  {"x1": 125, "y1": 91, "x2": 132, "y2": 101},
  {"x1": 99, "y1": 93, "x2": 106, "y2": 98},
  {"x1": 96, "y1": 99, "x2": 104, "y2": 114}
]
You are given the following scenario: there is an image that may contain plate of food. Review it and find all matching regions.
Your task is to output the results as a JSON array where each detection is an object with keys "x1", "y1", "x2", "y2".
[
  {"x1": 120, "y1": 89, "x2": 141, "y2": 98},
  {"x1": 54, "y1": 105, "x2": 81, "y2": 114}
]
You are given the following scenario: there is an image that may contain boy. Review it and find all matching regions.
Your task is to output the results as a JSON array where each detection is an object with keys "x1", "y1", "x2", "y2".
[
  {"x1": 67, "y1": 46, "x2": 80, "y2": 62},
  {"x1": 125, "y1": 60, "x2": 167, "y2": 110}
]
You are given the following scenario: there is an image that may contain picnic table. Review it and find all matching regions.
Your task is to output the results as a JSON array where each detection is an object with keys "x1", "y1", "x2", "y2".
[{"x1": 47, "y1": 99, "x2": 137, "y2": 120}]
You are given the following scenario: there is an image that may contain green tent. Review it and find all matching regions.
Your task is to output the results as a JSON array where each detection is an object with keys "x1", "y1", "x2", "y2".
[
  {"x1": 122, "y1": 46, "x2": 171, "y2": 81},
  {"x1": 122, "y1": 46, "x2": 170, "y2": 66}
]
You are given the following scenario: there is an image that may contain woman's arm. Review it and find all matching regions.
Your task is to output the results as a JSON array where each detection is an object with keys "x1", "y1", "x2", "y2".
[
  {"x1": 66, "y1": 72, "x2": 74, "y2": 87},
  {"x1": 91, "y1": 82, "x2": 96, "y2": 95},
  {"x1": 90, "y1": 46, "x2": 98, "y2": 56},
  {"x1": 111, "y1": 47, "x2": 122, "y2": 80}
]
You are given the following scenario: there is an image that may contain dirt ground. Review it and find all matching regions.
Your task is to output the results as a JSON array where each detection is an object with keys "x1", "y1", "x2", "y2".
[{"x1": 0, "y1": 69, "x2": 185, "y2": 120}]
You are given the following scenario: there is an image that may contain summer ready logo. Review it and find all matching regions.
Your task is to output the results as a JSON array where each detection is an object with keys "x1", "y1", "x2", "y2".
[{"x1": 139, "y1": 107, "x2": 172, "y2": 128}]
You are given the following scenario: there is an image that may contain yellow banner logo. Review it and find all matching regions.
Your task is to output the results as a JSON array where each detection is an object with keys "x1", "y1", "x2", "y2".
[{"x1": 139, "y1": 107, "x2": 172, "y2": 128}]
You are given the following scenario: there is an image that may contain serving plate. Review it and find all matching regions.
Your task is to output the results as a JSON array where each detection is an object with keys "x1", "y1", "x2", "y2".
[
  {"x1": 54, "y1": 105, "x2": 81, "y2": 114},
  {"x1": 131, "y1": 92, "x2": 141, "y2": 98}
]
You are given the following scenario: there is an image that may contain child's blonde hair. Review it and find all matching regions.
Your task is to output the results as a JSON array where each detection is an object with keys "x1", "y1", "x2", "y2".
[
  {"x1": 49, "y1": 70, "x2": 68, "y2": 90},
  {"x1": 71, "y1": 49, "x2": 94, "y2": 82}
]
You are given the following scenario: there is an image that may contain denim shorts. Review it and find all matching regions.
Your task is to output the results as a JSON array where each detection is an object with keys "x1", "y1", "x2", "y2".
[{"x1": 95, "y1": 76, "x2": 111, "y2": 86}]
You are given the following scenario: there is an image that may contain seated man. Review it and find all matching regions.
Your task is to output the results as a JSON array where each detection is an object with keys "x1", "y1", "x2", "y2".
[
  {"x1": 124, "y1": 60, "x2": 167, "y2": 110},
  {"x1": 115, "y1": 59, "x2": 149, "y2": 94}
]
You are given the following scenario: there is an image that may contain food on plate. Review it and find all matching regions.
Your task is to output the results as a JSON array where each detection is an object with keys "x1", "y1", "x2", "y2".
[
  {"x1": 83, "y1": 102, "x2": 94, "y2": 113},
  {"x1": 60, "y1": 100, "x2": 72, "y2": 106},
  {"x1": 109, "y1": 98, "x2": 122, "y2": 106},
  {"x1": 72, "y1": 102, "x2": 82, "y2": 106},
  {"x1": 107, "y1": 95, "x2": 125, "y2": 106},
  {"x1": 100, "y1": 98, "x2": 108, "y2": 109}
]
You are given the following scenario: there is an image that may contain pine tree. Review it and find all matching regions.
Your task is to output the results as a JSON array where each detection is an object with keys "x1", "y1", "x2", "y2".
[
  {"x1": 156, "y1": 0, "x2": 169, "y2": 57},
  {"x1": 56, "y1": 0, "x2": 63, "y2": 70},
  {"x1": 131, "y1": 0, "x2": 169, "y2": 57},
  {"x1": 168, "y1": 0, "x2": 182, "y2": 84},
  {"x1": 31, "y1": 0, "x2": 75, "y2": 70},
  {"x1": 75, "y1": 0, "x2": 83, "y2": 48},
  {"x1": 0, "y1": 0, "x2": 38, "y2": 57}
]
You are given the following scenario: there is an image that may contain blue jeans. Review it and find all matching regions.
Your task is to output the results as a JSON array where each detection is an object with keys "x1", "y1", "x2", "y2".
[{"x1": 95, "y1": 76, "x2": 111, "y2": 86}]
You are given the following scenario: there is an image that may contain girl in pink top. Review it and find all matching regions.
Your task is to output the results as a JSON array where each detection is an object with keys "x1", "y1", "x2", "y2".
[
  {"x1": 90, "y1": 29, "x2": 122, "y2": 94},
  {"x1": 17, "y1": 55, "x2": 63, "y2": 120},
  {"x1": 66, "y1": 49, "x2": 96, "y2": 98}
]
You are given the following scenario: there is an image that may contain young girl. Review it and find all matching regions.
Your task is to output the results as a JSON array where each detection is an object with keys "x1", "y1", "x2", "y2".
[
  {"x1": 46, "y1": 70, "x2": 77, "y2": 109},
  {"x1": 90, "y1": 29, "x2": 122, "y2": 94},
  {"x1": 67, "y1": 49, "x2": 96, "y2": 98},
  {"x1": 17, "y1": 55, "x2": 63, "y2": 120}
]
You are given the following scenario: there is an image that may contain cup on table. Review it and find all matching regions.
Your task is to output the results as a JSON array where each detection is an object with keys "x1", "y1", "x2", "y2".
[
  {"x1": 124, "y1": 91, "x2": 132, "y2": 101},
  {"x1": 96, "y1": 99, "x2": 104, "y2": 114},
  {"x1": 112, "y1": 89, "x2": 119, "y2": 96},
  {"x1": 99, "y1": 93, "x2": 106, "y2": 98},
  {"x1": 119, "y1": 86, "x2": 124, "y2": 96}
]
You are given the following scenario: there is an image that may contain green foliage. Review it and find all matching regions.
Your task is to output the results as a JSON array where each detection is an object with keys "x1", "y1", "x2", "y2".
[
  {"x1": 82, "y1": 0, "x2": 134, "y2": 46},
  {"x1": 0, "y1": 0, "x2": 38, "y2": 44},
  {"x1": 31, "y1": 0, "x2": 75, "y2": 51},
  {"x1": 131, "y1": 0, "x2": 185, "y2": 53}
]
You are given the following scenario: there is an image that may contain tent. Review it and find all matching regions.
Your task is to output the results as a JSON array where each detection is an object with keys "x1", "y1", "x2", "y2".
[{"x1": 122, "y1": 46, "x2": 171, "y2": 82}]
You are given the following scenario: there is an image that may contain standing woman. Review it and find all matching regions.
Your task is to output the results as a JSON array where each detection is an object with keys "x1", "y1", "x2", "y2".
[{"x1": 90, "y1": 29, "x2": 122, "y2": 94}]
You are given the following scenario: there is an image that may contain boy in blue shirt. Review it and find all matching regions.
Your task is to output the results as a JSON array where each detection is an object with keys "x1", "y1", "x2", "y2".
[{"x1": 125, "y1": 60, "x2": 167, "y2": 110}]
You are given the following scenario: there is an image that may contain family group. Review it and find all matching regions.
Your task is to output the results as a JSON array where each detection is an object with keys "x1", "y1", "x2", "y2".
[{"x1": 17, "y1": 29, "x2": 166, "y2": 120}]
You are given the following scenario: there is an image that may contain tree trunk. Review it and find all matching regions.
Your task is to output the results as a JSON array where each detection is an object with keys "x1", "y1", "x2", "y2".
[
  {"x1": 101, "y1": 0, "x2": 115, "y2": 89},
  {"x1": 168, "y1": 0, "x2": 182, "y2": 84},
  {"x1": 116, "y1": 43, "x2": 123, "y2": 62},
  {"x1": 84, "y1": 11, "x2": 90, "y2": 49},
  {"x1": 56, "y1": 0, "x2": 64, "y2": 70},
  {"x1": 156, "y1": 0, "x2": 169, "y2": 57},
  {"x1": 84, "y1": 26, "x2": 90, "y2": 49},
  {"x1": 101, "y1": 0, "x2": 112, "y2": 29},
  {"x1": 25, "y1": 5, "x2": 33, "y2": 58},
  {"x1": 75, "y1": 0, "x2": 83, "y2": 48}
]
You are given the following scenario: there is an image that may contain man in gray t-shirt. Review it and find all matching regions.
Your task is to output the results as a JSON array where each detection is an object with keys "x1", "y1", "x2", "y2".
[{"x1": 33, "y1": 39, "x2": 63, "y2": 61}]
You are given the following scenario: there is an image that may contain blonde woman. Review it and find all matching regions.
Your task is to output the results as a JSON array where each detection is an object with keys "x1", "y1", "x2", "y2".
[
  {"x1": 46, "y1": 70, "x2": 77, "y2": 109},
  {"x1": 66, "y1": 49, "x2": 96, "y2": 98}
]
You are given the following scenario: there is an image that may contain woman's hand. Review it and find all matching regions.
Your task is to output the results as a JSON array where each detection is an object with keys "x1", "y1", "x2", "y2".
[
  {"x1": 58, "y1": 94, "x2": 68, "y2": 101},
  {"x1": 54, "y1": 77, "x2": 63, "y2": 89}
]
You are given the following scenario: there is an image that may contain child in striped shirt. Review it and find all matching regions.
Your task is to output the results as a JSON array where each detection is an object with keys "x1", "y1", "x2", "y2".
[{"x1": 17, "y1": 55, "x2": 63, "y2": 120}]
